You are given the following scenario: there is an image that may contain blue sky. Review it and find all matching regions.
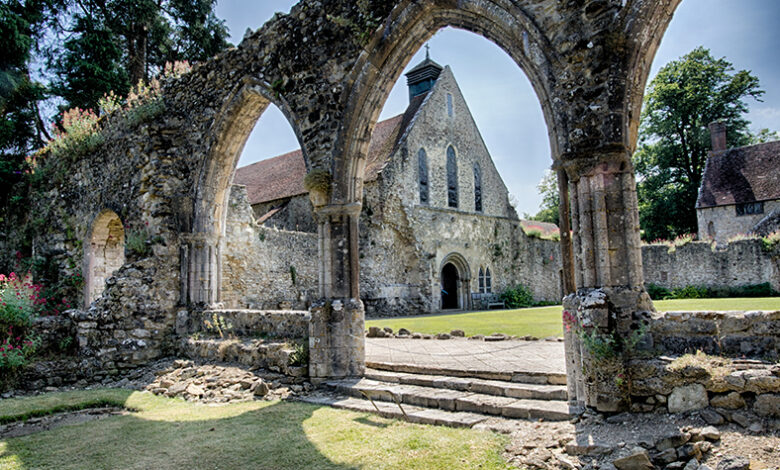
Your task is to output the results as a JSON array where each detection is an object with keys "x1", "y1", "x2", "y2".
[{"x1": 216, "y1": 0, "x2": 780, "y2": 216}]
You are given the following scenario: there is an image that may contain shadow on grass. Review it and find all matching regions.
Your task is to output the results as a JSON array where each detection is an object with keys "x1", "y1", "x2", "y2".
[
  {"x1": 0, "y1": 394, "x2": 358, "y2": 470},
  {"x1": 353, "y1": 415, "x2": 391, "y2": 429}
]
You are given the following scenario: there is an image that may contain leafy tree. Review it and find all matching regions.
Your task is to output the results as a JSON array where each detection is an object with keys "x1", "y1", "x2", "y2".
[
  {"x1": 51, "y1": 0, "x2": 229, "y2": 111},
  {"x1": 747, "y1": 128, "x2": 779, "y2": 145},
  {"x1": 530, "y1": 170, "x2": 559, "y2": 226},
  {"x1": 0, "y1": 0, "x2": 63, "y2": 217},
  {"x1": 634, "y1": 47, "x2": 763, "y2": 241},
  {"x1": 50, "y1": 14, "x2": 129, "y2": 112}
]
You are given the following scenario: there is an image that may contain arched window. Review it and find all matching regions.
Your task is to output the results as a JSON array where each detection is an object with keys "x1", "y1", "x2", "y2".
[
  {"x1": 85, "y1": 210, "x2": 125, "y2": 307},
  {"x1": 446, "y1": 146, "x2": 458, "y2": 208},
  {"x1": 485, "y1": 267, "x2": 492, "y2": 294},
  {"x1": 478, "y1": 267, "x2": 485, "y2": 293},
  {"x1": 473, "y1": 163, "x2": 483, "y2": 212},
  {"x1": 418, "y1": 148, "x2": 429, "y2": 204}
]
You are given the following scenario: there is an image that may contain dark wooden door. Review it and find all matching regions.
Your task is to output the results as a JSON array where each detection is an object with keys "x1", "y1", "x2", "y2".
[{"x1": 441, "y1": 263, "x2": 459, "y2": 309}]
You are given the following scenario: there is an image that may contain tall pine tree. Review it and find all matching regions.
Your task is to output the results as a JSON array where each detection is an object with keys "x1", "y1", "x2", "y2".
[{"x1": 52, "y1": 0, "x2": 229, "y2": 111}]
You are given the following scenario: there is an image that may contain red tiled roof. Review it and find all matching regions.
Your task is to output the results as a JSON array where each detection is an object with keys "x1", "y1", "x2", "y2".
[
  {"x1": 234, "y1": 93, "x2": 429, "y2": 205},
  {"x1": 696, "y1": 140, "x2": 780, "y2": 208},
  {"x1": 233, "y1": 149, "x2": 306, "y2": 205}
]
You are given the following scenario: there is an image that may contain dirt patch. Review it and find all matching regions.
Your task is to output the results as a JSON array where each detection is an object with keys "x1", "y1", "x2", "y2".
[
  {"x1": 0, "y1": 407, "x2": 128, "y2": 439},
  {"x1": 496, "y1": 411, "x2": 779, "y2": 469}
]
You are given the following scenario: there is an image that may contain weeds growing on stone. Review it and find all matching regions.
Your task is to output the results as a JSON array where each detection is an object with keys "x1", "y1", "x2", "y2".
[{"x1": 669, "y1": 350, "x2": 733, "y2": 379}]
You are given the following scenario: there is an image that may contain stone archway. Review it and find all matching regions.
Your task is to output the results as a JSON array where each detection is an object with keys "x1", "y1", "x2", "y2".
[
  {"x1": 30, "y1": 0, "x2": 689, "y2": 408},
  {"x1": 84, "y1": 210, "x2": 125, "y2": 307},
  {"x1": 185, "y1": 81, "x2": 307, "y2": 306}
]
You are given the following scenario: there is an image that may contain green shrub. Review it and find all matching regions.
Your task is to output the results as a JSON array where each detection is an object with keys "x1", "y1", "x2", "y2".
[
  {"x1": 289, "y1": 342, "x2": 308, "y2": 367},
  {"x1": 646, "y1": 283, "x2": 671, "y2": 300},
  {"x1": 670, "y1": 285, "x2": 709, "y2": 299},
  {"x1": 706, "y1": 283, "x2": 777, "y2": 298},
  {"x1": 125, "y1": 228, "x2": 151, "y2": 258},
  {"x1": 47, "y1": 107, "x2": 104, "y2": 159},
  {"x1": 762, "y1": 230, "x2": 780, "y2": 252},
  {"x1": 500, "y1": 284, "x2": 534, "y2": 309},
  {"x1": 0, "y1": 272, "x2": 44, "y2": 372}
]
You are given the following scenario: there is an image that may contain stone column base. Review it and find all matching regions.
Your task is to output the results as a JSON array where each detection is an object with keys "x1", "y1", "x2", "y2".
[
  {"x1": 563, "y1": 287, "x2": 654, "y2": 412},
  {"x1": 308, "y1": 297, "x2": 365, "y2": 383}
]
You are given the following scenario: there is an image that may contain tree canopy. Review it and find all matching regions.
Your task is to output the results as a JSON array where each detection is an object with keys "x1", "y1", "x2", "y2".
[
  {"x1": 51, "y1": 0, "x2": 229, "y2": 111},
  {"x1": 529, "y1": 170, "x2": 559, "y2": 226},
  {"x1": 0, "y1": 0, "x2": 230, "y2": 225},
  {"x1": 634, "y1": 47, "x2": 764, "y2": 241}
]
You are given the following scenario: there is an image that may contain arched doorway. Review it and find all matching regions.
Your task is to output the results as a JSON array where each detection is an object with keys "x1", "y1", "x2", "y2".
[
  {"x1": 438, "y1": 253, "x2": 470, "y2": 311},
  {"x1": 84, "y1": 210, "x2": 125, "y2": 307},
  {"x1": 441, "y1": 263, "x2": 460, "y2": 309}
]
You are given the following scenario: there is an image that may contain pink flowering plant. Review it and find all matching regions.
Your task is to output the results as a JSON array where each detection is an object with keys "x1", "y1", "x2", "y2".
[
  {"x1": 0, "y1": 272, "x2": 45, "y2": 371},
  {"x1": 0, "y1": 327, "x2": 39, "y2": 370},
  {"x1": 47, "y1": 107, "x2": 105, "y2": 159},
  {"x1": 0, "y1": 272, "x2": 44, "y2": 327}
]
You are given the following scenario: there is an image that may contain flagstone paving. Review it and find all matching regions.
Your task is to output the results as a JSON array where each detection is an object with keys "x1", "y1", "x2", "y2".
[{"x1": 365, "y1": 338, "x2": 566, "y2": 379}]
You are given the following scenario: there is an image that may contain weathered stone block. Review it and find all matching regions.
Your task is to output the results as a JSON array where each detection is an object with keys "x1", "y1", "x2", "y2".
[
  {"x1": 668, "y1": 384, "x2": 708, "y2": 413},
  {"x1": 753, "y1": 394, "x2": 780, "y2": 417}
]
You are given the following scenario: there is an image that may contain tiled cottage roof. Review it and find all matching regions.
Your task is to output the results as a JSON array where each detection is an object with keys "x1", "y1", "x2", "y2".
[
  {"x1": 233, "y1": 150, "x2": 307, "y2": 205},
  {"x1": 234, "y1": 95, "x2": 426, "y2": 205},
  {"x1": 696, "y1": 140, "x2": 780, "y2": 209}
]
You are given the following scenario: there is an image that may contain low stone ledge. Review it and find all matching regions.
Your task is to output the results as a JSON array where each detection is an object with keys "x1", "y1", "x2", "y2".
[
  {"x1": 181, "y1": 337, "x2": 305, "y2": 376},
  {"x1": 184, "y1": 309, "x2": 310, "y2": 339},
  {"x1": 627, "y1": 353, "x2": 780, "y2": 424}
]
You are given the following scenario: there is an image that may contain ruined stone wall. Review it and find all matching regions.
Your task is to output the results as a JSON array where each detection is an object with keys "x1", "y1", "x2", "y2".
[
  {"x1": 250, "y1": 194, "x2": 316, "y2": 233},
  {"x1": 697, "y1": 200, "x2": 780, "y2": 245},
  {"x1": 624, "y1": 310, "x2": 780, "y2": 417},
  {"x1": 642, "y1": 239, "x2": 780, "y2": 292},
  {"x1": 221, "y1": 185, "x2": 318, "y2": 310}
]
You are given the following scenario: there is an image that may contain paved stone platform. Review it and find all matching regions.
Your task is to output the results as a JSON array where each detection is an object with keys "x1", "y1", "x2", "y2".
[{"x1": 365, "y1": 338, "x2": 566, "y2": 379}]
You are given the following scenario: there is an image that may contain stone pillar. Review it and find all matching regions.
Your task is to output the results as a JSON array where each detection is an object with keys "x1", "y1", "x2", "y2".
[
  {"x1": 563, "y1": 153, "x2": 655, "y2": 412},
  {"x1": 308, "y1": 202, "x2": 365, "y2": 381},
  {"x1": 180, "y1": 233, "x2": 221, "y2": 306}
]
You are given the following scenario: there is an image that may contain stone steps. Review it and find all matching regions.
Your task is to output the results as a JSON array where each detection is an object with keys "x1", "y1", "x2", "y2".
[
  {"x1": 182, "y1": 337, "x2": 306, "y2": 377},
  {"x1": 366, "y1": 361, "x2": 567, "y2": 385},
  {"x1": 323, "y1": 377, "x2": 571, "y2": 421},
  {"x1": 364, "y1": 368, "x2": 568, "y2": 401},
  {"x1": 299, "y1": 393, "x2": 490, "y2": 428}
]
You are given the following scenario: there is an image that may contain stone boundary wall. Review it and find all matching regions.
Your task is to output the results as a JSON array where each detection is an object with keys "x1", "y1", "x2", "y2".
[
  {"x1": 642, "y1": 239, "x2": 780, "y2": 292},
  {"x1": 648, "y1": 310, "x2": 780, "y2": 359}
]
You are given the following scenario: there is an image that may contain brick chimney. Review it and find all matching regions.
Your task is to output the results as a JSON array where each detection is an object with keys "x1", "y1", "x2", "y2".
[{"x1": 709, "y1": 121, "x2": 727, "y2": 152}]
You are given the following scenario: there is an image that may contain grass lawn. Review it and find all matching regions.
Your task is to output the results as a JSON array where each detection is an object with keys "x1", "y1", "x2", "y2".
[
  {"x1": 0, "y1": 390, "x2": 510, "y2": 470},
  {"x1": 365, "y1": 297, "x2": 780, "y2": 338}
]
